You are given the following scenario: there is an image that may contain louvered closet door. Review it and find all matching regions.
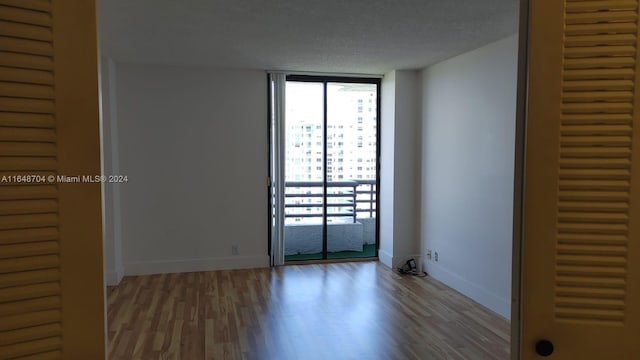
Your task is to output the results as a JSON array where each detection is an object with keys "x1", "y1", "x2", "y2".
[
  {"x1": 522, "y1": 0, "x2": 640, "y2": 358},
  {"x1": 0, "y1": 1, "x2": 104, "y2": 359}
]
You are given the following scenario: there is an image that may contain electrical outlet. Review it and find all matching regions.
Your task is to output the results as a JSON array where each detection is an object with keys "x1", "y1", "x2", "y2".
[
  {"x1": 434, "y1": 251, "x2": 439, "y2": 262},
  {"x1": 232, "y1": 245, "x2": 239, "y2": 255},
  {"x1": 426, "y1": 249, "x2": 432, "y2": 260}
]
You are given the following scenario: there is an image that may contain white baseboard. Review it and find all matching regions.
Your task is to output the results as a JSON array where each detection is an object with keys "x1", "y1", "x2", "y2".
[
  {"x1": 378, "y1": 249, "x2": 393, "y2": 268},
  {"x1": 104, "y1": 266, "x2": 124, "y2": 286},
  {"x1": 423, "y1": 260, "x2": 511, "y2": 319},
  {"x1": 123, "y1": 255, "x2": 270, "y2": 276},
  {"x1": 378, "y1": 251, "x2": 423, "y2": 271}
]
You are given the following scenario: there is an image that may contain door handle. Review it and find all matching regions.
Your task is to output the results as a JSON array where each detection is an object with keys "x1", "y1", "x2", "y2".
[{"x1": 535, "y1": 339, "x2": 554, "y2": 357}]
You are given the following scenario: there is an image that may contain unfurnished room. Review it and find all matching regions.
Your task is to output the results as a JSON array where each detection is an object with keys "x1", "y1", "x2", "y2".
[{"x1": 2, "y1": 0, "x2": 639, "y2": 359}]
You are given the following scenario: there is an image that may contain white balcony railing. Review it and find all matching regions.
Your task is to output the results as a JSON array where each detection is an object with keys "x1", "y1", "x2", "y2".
[{"x1": 284, "y1": 180, "x2": 376, "y2": 224}]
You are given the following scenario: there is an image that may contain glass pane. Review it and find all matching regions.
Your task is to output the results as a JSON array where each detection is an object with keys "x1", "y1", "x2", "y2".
[
  {"x1": 284, "y1": 81, "x2": 324, "y2": 261},
  {"x1": 326, "y1": 82, "x2": 378, "y2": 259}
]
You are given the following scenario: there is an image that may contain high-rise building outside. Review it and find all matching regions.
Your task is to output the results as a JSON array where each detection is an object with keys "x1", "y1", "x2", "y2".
[
  {"x1": 285, "y1": 82, "x2": 377, "y2": 224},
  {"x1": 285, "y1": 83, "x2": 377, "y2": 182}
]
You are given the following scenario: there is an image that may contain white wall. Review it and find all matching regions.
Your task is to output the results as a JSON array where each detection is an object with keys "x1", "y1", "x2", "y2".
[
  {"x1": 114, "y1": 63, "x2": 269, "y2": 275},
  {"x1": 393, "y1": 71, "x2": 421, "y2": 264},
  {"x1": 420, "y1": 35, "x2": 518, "y2": 318},
  {"x1": 379, "y1": 70, "x2": 421, "y2": 268}
]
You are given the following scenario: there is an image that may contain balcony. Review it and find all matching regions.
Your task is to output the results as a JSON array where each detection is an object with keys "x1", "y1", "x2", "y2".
[{"x1": 284, "y1": 180, "x2": 377, "y2": 259}]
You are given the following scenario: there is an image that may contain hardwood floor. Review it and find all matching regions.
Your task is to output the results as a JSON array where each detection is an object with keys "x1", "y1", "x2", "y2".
[{"x1": 107, "y1": 262, "x2": 509, "y2": 360}]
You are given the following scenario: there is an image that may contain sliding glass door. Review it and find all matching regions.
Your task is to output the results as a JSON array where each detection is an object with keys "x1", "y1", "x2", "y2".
[
  {"x1": 283, "y1": 81, "x2": 325, "y2": 261},
  {"x1": 276, "y1": 75, "x2": 380, "y2": 262},
  {"x1": 326, "y1": 82, "x2": 378, "y2": 259}
]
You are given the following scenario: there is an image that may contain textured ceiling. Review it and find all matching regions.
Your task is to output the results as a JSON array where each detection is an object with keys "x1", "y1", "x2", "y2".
[{"x1": 98, "y1": 0, "x2": 519, "y2": 74}]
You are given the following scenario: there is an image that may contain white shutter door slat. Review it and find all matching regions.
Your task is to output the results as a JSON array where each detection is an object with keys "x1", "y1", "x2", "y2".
[
  {"x1": 0, "y1": 5, "x2": 52, "y2": 26},
  {"x1": 0, "y1": 2, "x2": 63, "y2": 358},
  {"x1": 0, "y1": 1, "x2": 52, "y2": 13}
]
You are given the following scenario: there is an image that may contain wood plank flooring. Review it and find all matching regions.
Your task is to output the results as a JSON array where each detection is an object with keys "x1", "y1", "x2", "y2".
[{"x1": 107, "y1": 262, "x2": 510, "y2": 360}]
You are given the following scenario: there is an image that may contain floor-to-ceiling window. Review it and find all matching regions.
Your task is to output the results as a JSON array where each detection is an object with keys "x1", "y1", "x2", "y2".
[{"x1": 271, "y1": 75, "x2": 380, "y2": 262}]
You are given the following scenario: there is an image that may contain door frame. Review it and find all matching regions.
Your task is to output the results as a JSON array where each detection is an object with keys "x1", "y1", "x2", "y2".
[{"x1": 512, "y1": 0, "x2": 531, "y2": 359}]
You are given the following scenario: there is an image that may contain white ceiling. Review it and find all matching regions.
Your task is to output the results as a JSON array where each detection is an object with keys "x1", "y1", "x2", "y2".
[{"x1": 98, "y1": 0, "x2": 519, "y2": 75}]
